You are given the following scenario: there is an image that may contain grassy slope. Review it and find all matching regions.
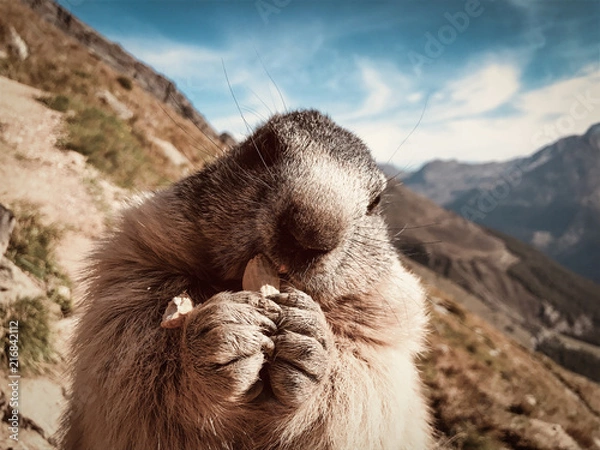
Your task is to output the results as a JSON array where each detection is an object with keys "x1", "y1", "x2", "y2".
[
  {"x1": 486, "y1": 227, "x2": 600, "y2": 382},
  {"x1": 486, "y1": 227, "x2": 600, "y2": 338},
  {"x1": 1, "y1": 201, "x2": 71, "y2": 372},
  {"x1": 421, "y1": 280, "x2": 600, "y2": 449},
  {"x1": 0, "y1": 0, "x2": 222, "y2": 189}
]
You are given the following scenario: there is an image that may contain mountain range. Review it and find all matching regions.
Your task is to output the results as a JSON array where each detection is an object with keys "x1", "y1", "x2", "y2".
[
  {"x1": 401, "y1": 124, "x2": 600, "y2": 284},
  {"x1": 382, "y1": 176, "x2": 600, "y2": 383}
]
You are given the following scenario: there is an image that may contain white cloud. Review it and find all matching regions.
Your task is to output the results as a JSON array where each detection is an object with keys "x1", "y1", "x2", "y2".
[
  {"x1": 407, "y1": 92, "x2": 424, "y2": 103},
  {"x1": 356, "y1": 64, "x2": 393, "y2": 115},
  {"x1": 117, "y1": 38, "x2": 225, "y2": 81},
  {"x1": 516, "y1": 65, "x2": 600, "y2": 149},
  {"x1": 114, "y1": 34, "x2": 600, "y2": 170},
  {"x1": 428, "y1": 63, "x2": 521, "y2": 121},
  {"x1": 114, "y1": 35, "x2": 293, "y2": 139},
  {"x1": 346, "y1": 63, "x2": 600, "y2": 168},
  {"x1": 518, "y1": 65, "x2": 599, "y2": 116},
  {"x1": 336, "y1": 59, "x2": 412, "y2": 121}
]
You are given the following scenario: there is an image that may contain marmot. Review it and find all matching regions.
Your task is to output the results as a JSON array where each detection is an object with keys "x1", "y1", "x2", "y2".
[{"x1": 61, "y1": 110, "x2": 431, "y2": 449}]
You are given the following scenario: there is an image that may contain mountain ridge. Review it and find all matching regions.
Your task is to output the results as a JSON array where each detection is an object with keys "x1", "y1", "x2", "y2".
[
  {"x1": 383, "y1": 177, "x2": 600, "y2": 382},
  {"x1": 402, "y1": 123, "x2": 600, "y2": 284},
  {"x1": 18, "y1": 0, "x2": 232, "y2": 147}
]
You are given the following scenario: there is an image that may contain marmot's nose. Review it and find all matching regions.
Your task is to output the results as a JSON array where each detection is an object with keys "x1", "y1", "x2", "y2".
[{"x1": 279, "y1": 201, "x2": 345, "y2": 255}]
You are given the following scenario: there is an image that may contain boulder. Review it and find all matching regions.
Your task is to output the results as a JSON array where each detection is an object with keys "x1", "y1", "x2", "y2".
[
  {"x1": 528, "y1": 418, "x2": 581, "y2": 450},
  {"x1": 0, "y1": 203, "x2": 15, "y2": 257},
  {"x1": 20, "y1": 377, "x2": 66, "y2": 442},
  {"x1": 149, "y1": 135, "x2": 190, "y2": 167},
  {"x1": 8, "y1": 26, "x2": 29, "y2": 61},
  {"x1": 96, "y1": 89, "x2": 133, "y2": 121},
  {"x1": 0, "y1": 256, "x2": 45, "y2": 306}
]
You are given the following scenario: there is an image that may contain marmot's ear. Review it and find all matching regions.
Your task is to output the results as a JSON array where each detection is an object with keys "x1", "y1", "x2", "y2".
[{"x1": 234, "y1": 126, "x2": 284, "y2": 170}]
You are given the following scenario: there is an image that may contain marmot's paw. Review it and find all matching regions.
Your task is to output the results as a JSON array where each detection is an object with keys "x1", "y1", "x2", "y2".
[
  {"x1": 182, "y1": 291, "x2": 281, "y2": 402},
  {"x1": 267, "y1": 289, "x2": 333, "y2": 407}
]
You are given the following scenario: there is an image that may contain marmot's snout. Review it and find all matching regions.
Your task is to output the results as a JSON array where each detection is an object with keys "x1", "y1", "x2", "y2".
[{"x1": 274, "y1": 196, "x2": 347, "y2": 268}]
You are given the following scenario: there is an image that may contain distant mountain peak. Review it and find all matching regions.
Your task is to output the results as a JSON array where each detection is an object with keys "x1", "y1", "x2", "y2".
[
  {"x1": 585, "y1": 122, "x2": 600, "y2": 147},
  {"x1": 402, "y1": 123, "x2": 600, "y2": 285}
]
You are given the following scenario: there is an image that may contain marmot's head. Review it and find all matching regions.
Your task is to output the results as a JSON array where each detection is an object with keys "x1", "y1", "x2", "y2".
[{"x1": 175, "y1": 110, "x2": 393, "y2": 301}]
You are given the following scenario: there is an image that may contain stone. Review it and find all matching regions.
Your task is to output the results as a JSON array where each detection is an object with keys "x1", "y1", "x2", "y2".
[
  {"x1": 528, "y1": 418, "x2": 581, "y2": 450},
  {"x1": 8, "y1": 26, "x2": 29, "y2": 61},
  {"x1": 0, "y1": 203, "x2": 15, "y2": 257},
  {"x1": 95, "y1": 89, "x2": 133, "y2": 121},
  {"x1": 0, "y1": 257, "x2": 45, "y2": 307},
  {"x1": 149, "y1": 135, "x2": 190, "y2": 167}
]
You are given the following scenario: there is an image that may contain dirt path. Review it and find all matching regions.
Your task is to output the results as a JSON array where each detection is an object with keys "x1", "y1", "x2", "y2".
[
  {"x1": 0, "y1": 75, "x2": 126, "y2": 449},
  {"x1": 0, "y1": 75, "x2": 125, "y2": 282}
]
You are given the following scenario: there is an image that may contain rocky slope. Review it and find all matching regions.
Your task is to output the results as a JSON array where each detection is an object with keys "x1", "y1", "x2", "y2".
[
  {"x1": 416, "y1": 260, "x2": 600, "y2": 450},
  {"x1": 0, "y1": 0, "x2": 230, "y2": 184},
  {"x1": 402, "y1": 124, "x2": 600, "y2": 284},
  {"x1": 0, "y1": 75, "x2": 118, "y2": 450},
  {"x1": 384, "y1": 178, "x2": 600, "y2": 382},
  {"x1": 18, "y1": 0, "x2": 230, "y2": 147}
]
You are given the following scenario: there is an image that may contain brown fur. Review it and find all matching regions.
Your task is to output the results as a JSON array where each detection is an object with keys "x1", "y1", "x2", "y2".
[{"x1": 60, "y1": 110, "x2": 432, "y2": 449}]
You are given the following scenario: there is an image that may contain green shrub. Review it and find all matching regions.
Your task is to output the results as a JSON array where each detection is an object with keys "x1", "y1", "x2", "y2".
[
  {"x1": 2, "y1": 296, "x2": 53, "y2": 373},
  {"x1": 37, "y1": 94, "x2": 70, "y2": 112},
  {"x1": 73, "y1": 69, "x2": 91, "y2": 78},
  {"x1": 5, "y1": 201, "x2": 64, "y2": 282},
  {"x1": 5, "y1": 201, "x2": 73, "y2": 317},
  {"x1": 60, "y1": 107, "x2": 163, "y2": 188}
]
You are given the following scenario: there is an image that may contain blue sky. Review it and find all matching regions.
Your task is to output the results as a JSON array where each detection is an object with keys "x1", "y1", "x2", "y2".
[{"x1": 57, "y1": 0, "x2": 600, "y2": 169}]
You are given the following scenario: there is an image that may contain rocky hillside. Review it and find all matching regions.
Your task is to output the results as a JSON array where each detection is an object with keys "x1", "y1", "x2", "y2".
[
  {"x1": 0, "y1": 74, "x2": 125, "y2": 450},
  {"x1": 1, "y1": 1, "x2": 599, "y2": 449},
  {"x1": 402, "y1": 124, "x2": 600, "y2": 284},
  {"x1": 0, "y1": 0, "x2": 232, "y2": 190},
  {"x1": 415, "y1": 260, "x2": 600, "y2": 450},
  {"x1": 20, "y1": 0, "x2": 234, "y2": 148},
  {"x1": 384, "y1": 178, "x2": 600, "y2": 383}
]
